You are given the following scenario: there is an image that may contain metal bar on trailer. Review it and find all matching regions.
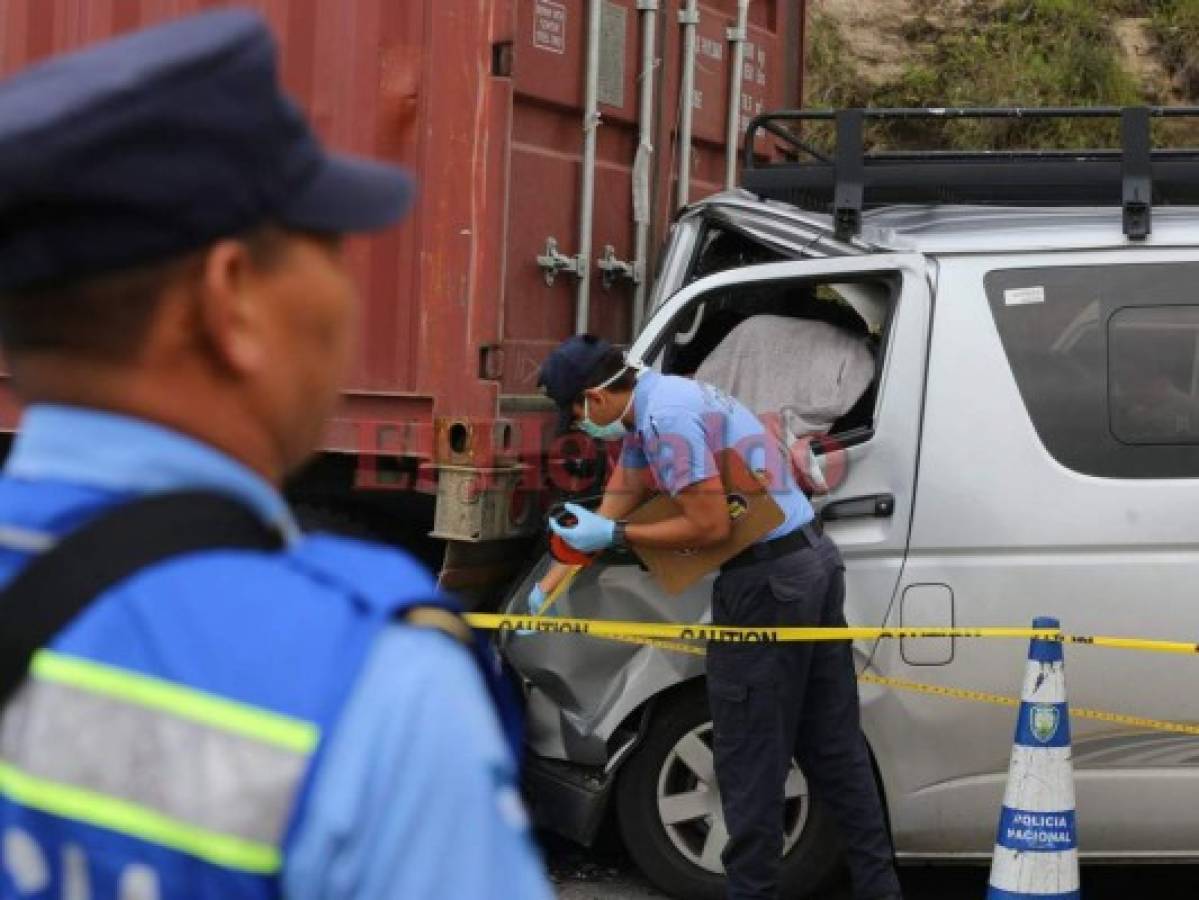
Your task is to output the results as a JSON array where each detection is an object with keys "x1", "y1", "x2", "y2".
[
  {"x1": 724, "y1": 0, "x2": 750, "y2": 189},
  {"x1": 632, "y1": 0, "x2": 659, "y2": 335},
  {"x1": 676, "y1": 0, "x2": 699, "y2": 210},
  {"x1": 575, "y1": 0, "x2": 604, "y2": 334}
]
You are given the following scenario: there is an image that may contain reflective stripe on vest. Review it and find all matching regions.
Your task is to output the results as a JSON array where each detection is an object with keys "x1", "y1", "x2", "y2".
[{"x1": 0, "y1": 650, "x2": 319, "y2": 875}]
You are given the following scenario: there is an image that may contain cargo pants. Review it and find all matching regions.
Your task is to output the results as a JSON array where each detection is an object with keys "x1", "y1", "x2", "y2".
[{"x1": 706, "y1": 531, "x2": 902, "y2": 900}]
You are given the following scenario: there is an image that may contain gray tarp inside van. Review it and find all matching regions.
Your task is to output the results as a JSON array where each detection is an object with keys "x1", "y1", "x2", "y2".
[{"x1": 695, "y1": 314, "x2": 876, "y2": 440}]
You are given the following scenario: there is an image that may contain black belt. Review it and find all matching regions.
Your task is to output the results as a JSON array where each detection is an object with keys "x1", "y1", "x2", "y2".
[{"x1": 721, "y1": 521, "x2": 821, "y2": 572}]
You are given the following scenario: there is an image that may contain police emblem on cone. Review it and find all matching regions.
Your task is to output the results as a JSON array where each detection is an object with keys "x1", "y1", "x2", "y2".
[{"x1": 987, "y1": 616, "x2": 1080, "y2": 900}]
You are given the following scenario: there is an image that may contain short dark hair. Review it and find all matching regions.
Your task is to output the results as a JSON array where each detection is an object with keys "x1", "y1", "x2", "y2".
[
  {"x1": 579, "y1": 347, "x2": 636, "y2": 397},
  {"x1": 0, "y1": 227, "x2": 289, "y2": 362}
]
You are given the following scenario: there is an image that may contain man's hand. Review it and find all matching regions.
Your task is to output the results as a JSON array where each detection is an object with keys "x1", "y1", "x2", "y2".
[{"x1": 550, "y1": 502, "x2": 616, "y2": 553}]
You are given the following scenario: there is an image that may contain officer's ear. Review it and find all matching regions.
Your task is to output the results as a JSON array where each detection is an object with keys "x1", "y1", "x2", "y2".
[{"x1": 195, "y1": 238, "x2": 267, "y2": 376}]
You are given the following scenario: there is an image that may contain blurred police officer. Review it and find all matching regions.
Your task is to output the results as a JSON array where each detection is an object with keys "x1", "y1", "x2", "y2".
[
  {"x1": 0, "y1": 10, "x2": 552, "y2": 900},
  {"x1": 539, "y1": 335, "x2": 901, "y2": 900}
]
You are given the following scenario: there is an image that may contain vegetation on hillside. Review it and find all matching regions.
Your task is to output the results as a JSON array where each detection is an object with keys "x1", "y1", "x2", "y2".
[
  {"x1": 1148, "y1": 0, "x2": 1199, "y2": 95},
  {"x1": 804, "y1": 0, "x2": 1199, "y2": 152}
]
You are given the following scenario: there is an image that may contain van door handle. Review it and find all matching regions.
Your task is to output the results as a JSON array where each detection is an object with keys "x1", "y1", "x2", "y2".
[{"x1": 820, "y1": 493, "x2": 895, "y2": 522}]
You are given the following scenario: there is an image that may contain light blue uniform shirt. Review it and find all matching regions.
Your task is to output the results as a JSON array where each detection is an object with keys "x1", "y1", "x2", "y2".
[
  {"x1": 620, "y1": 370, "x2": 814, "y2": 541},
  {"x1": 3, "y1": 405, "x2": 553, "y2": 900}
]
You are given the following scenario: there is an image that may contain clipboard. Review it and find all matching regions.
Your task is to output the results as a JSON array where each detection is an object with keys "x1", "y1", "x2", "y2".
[{"x1": 626, "y1": 449, "x2": 785, "y2": 595}]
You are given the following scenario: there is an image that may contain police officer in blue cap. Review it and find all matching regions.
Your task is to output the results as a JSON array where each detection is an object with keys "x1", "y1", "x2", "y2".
[
  {"x1": 538, "y1": 335, "x2": 902, "y2": 900},
  {"x1": 0, "y1": 10, "x2": 552, "y2": 900}
]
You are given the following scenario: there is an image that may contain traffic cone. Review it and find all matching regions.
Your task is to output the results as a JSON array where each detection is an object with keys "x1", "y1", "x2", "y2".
[{"x1": 986, "y1": 616, "x2": 1080, "y2": 900}]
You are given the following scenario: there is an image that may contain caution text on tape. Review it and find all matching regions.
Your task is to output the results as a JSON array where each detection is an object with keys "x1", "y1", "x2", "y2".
[
  {"x1": 489, "y1": 619, "x2": 1199, "y2": 737},
  {"x1": 466, "y1": 613, "x2": 1199, "y2": 656}
]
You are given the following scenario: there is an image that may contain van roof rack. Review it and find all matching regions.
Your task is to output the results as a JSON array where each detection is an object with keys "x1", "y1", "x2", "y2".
[{"x1": 741, "y1": 106, "x2": 1199, "y2": 242}]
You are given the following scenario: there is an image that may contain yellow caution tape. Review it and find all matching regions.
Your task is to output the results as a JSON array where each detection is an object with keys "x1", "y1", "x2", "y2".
[
  {"x1": 469, "y1": 614, "x2": 1060, "y2": 644},
  {"x1": 499, "y1": 621, "x2": 1199, "y2": 737},
  {"x1": 472, "y1": 612, "x2": 1199, "y2": 657},
  {"x1": 1062, "y1": 634, "x2": 1199, "y2": 655},
  {"x1": 859, "y1": 673, "x2": 1199, "y2": 738}
]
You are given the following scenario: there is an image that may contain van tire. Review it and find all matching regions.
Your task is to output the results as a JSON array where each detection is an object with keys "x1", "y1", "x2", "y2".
[{"x1": 615, "y1": 685, "x2": 843, "y2": 900}]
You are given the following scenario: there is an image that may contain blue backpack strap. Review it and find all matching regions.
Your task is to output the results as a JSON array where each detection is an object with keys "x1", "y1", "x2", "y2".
[
  {"x1": 288, "y1": 533, "x2": 525, "y2": 763},
  {"x1": 0, "y1": 490, "x2": 283, "y2": 707}
]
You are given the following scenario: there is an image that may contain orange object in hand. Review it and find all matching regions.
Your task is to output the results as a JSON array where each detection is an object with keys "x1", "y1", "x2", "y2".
[
  {"x1": 548, "y1": 508, "x2": 598, "y2": 567},
  {"x1": 549, "y1": 533, "x2": 596, "y2": 566}
]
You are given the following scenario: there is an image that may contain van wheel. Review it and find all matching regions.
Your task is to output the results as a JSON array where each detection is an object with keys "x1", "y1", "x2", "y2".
[{"x1": 615, "y1": 685, "x2": 842, "y2": 900}]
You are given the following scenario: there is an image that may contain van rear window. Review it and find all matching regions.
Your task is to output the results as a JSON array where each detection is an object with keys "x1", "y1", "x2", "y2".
[{"x1": 986, "y1": 264, "x2": 1199, "y2": 479}]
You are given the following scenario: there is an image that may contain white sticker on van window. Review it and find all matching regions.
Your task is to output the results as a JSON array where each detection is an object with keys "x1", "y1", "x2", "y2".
[{"x1": 1004, "y1": 286, "x2": 1045, "y2": 306}]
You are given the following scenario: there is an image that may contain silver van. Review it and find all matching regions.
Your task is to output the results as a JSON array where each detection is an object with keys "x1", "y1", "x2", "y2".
[{"x1": 502, "y1": 107, "x2": 1199, "y2": 899}]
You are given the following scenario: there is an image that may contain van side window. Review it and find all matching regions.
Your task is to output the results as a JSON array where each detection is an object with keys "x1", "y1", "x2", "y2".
[
  {"x1": 986, "y1": 264, "x2": 1199, "y2": 478},
  {"x1": 662, "y1": 277, "x2": 892, "y2": 452},
  {"x1": 1109, "y1": 306, "x2": 1199, "y2": 446}
]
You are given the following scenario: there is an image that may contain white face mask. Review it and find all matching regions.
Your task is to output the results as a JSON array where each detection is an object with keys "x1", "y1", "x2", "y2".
[{"x1": 578, "y1": 367, "x2": 636, "y2": 441}]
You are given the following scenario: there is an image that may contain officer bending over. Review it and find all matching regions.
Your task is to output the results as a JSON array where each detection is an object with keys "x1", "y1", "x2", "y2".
[
  {"x1": 0, "y1": 11, "x2": 552, "y2": 900},
  {"x1": 538, "y1": 334, "x2": 902, "y2": 900}
]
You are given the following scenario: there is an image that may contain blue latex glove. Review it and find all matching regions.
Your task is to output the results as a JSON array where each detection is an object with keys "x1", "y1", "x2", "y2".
[
  {"x1": 527, "y1": 584, "x2": 552, "y2": 616},
  {"x1": 516, "y1": 583, "x2": 555, "y2": 636},
  {"x1": 549, "y1": 502, "x2": 616, "y2": 553}
]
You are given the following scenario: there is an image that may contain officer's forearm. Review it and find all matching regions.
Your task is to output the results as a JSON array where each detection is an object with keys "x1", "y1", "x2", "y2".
[
  {"x1": 597, "y1": 464, "x2": 652, "y2": 520},
  {"x1": 624, "y1": 475, "x2": 730, "y2": 550},
  {"x1": 625, "y1": 514, "x2": 728, "y2": 550}
]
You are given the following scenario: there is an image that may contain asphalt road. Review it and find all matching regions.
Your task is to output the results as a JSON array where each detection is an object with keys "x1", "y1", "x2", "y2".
[{"x1": 546, "y1": 836, "x2": 1199, "y2": 898}]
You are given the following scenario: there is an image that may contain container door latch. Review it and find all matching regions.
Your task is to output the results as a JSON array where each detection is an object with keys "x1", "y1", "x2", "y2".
[
  {"x1": 536, "y1": 237, "x2": 587, "y2": 287},
  {"x1": 596, "y1": 245, "x2": 639, "y2": 290}
]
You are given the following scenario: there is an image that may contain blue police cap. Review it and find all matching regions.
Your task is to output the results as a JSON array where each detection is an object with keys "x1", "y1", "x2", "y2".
[
  {"x1": 0, "y1": 9, "x2": 415, "y2": 292},
  {"x1": 538, "y1": 334, "x2": 617, "y2": 432}
]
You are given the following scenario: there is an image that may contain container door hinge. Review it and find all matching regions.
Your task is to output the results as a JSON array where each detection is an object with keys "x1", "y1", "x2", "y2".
[
  {"x1": 597, "y1": 245, "x2": 639, "y2": 290},
  {"x1": 536, "y1": 237, "x2": 587, "y2": 286}
]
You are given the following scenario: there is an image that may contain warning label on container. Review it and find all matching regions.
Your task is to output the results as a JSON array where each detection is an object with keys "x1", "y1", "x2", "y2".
[
  {"x1": 699, "y1": 36, "x2": 724, "y2": 62},
  {"x1": 742, "y1": 43, "x2": 769, "y2": 87},
  {"x1": 534, "y1": 0, "x2": 567, "y2": 54}
]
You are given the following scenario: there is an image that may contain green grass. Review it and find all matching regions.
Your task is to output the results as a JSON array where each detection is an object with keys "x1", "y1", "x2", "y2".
[
  {"x1": 803, "y1": 0, "x2": 1155, "y2": 152},
  {"x1": 1148, "y1": 0, "x2": 1199, "y2": 81}
]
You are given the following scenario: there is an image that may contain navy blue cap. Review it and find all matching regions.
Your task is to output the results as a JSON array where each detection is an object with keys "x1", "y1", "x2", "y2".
[
  {"x1": 538, "y1": 334, "x2": 617, "y2": 432},
  {"x1": 0, "y1": 9, "x2": 415, "y2": 292}
]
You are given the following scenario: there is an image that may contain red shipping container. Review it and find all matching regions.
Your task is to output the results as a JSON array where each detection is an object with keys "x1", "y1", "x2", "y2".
[{"x1": 0, "y1": 0, "x2": 805, "y2": 569}]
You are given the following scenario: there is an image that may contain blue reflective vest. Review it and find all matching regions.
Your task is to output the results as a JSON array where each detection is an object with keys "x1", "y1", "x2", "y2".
[{"x1": 0, "y1": 479, "x2": 478, "y2": 899}]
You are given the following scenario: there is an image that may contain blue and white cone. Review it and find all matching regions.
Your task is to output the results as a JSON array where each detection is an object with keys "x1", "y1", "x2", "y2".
[{"x1": 987, "y1": 616, "x2": 1079, "y2": 900}]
